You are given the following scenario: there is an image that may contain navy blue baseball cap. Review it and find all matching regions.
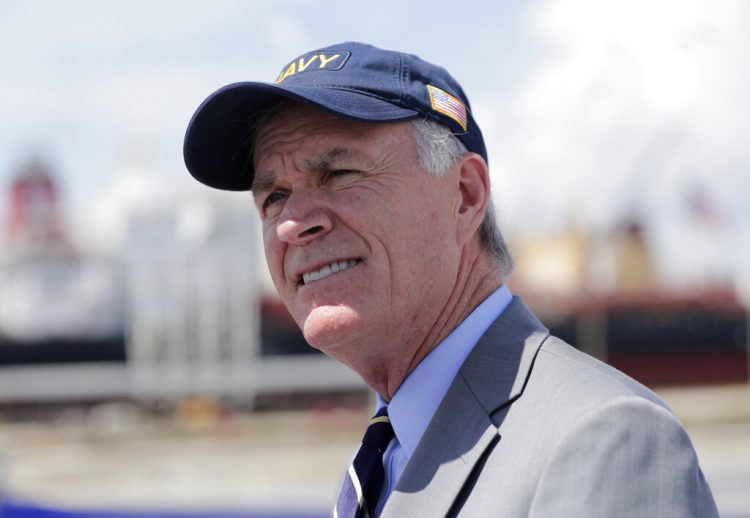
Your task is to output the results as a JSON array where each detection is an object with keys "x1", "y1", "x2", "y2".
[{"x1": 183, "y1": 41, "x2": 487, "y2": 191}]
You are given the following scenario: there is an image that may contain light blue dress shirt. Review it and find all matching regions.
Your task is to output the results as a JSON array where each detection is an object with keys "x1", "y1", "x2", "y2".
[{"x1": 373, "y1": 284, "x2": 513, "y2": 515}]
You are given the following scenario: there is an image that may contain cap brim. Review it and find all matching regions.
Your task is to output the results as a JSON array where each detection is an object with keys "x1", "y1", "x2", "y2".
[{"x1": 183, "y1": 82, "x2": 419, "y2": 191}]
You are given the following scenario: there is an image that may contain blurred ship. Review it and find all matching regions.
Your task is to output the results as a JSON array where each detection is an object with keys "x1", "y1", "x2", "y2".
[
  {"x1": 511, "y1": 218, "x2": 749, "y2": 386},
  {"x1": 0, "y1": 159, "x2": 125, "y2": 365}
]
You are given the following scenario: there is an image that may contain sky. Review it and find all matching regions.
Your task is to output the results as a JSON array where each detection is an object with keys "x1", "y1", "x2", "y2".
[{"x1": 1, "y1": 0, "x2": 748, "y2": 290}]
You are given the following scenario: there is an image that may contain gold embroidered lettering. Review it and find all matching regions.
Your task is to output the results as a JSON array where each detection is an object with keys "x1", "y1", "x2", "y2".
[
  {"x1": 275, "y1": 63, "x2": 296, "y2": 83},
  {"x1": 317, "y1": 53, "x2": 341, "y2": 68},
  {"x1": 297, "y1": 55, "x2": 319, "y2": 72}
]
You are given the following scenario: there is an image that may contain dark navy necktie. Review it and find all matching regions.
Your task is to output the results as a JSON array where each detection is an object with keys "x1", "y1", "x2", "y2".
[{"x1": 334, "y1": 407, "x2": 395, "y2": 518}]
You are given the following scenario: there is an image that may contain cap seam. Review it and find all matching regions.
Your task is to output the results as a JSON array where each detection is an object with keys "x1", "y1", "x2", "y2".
[{"x1": 398, "y1": 53, "x2": 407, "y2": 104}]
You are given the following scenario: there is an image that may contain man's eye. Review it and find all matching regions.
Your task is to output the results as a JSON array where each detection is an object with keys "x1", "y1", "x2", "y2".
[
  {"x1": 325, "y1": 169, "x2": 355, "y2": 181},
  {"x1": 263, "y1": 191, "x2": 286, "y2": 209}
]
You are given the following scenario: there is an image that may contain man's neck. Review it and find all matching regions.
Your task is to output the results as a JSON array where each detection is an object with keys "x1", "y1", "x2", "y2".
[{"x1": 374, "y1": 251, "x2": 503, "y2": 400}]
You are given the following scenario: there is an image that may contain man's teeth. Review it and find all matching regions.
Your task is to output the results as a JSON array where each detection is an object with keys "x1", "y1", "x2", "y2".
[{"x1": 302, "y1": 259, "x2": 358, "y2": 285}]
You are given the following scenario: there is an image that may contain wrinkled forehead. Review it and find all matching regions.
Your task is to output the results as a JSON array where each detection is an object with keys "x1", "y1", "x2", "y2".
[
  {"x1": 252, "y1": 102, "x2": 342, "y2": 155},
  {"x1": 251, "y1": 100, "x2": 307, "y2": 146},
  {"x1": 252, "y1": 101, "x2": 415, "y2": 167}
]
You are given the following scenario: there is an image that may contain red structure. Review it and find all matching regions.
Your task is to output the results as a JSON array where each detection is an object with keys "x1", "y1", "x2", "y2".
[{"x1": 5, "y1": 158, "x2": 68, "y2": 250}]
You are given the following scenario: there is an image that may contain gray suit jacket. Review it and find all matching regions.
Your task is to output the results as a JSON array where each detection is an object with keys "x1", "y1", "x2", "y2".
[{"x1": 380, "y1": 297, "x2": 718, "y2": 517}]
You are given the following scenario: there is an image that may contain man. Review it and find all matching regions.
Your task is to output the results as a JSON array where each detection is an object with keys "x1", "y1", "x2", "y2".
[{"x1": 184, "y1": 42, "x2": 718, "y2": 517}]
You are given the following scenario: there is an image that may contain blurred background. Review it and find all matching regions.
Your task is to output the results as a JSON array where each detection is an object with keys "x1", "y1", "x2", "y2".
[{"x1": 1, "y1": 0, "x2": 749, "y2": 516}]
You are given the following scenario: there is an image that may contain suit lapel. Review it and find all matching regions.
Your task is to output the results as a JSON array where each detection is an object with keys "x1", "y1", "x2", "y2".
[
  {"x1": 382, "y1": 297, "x2": 548, "y2": 517},
  {"x1": 381, "y1": 374, "x2": 497, "y2": 517}
]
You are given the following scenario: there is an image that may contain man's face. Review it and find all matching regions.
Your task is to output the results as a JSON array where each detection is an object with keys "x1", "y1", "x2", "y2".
[{"x1": 252, "y1": 104, "x2": 462, "y2": 366}]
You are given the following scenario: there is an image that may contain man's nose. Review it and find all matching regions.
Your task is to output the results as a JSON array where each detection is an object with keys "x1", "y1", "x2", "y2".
[{"x1": 275, "y1": 191, "x2": 333, "y2": 245}]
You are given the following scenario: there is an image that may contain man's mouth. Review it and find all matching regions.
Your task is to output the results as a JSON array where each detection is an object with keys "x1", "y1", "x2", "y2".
[{"x1": 301, "y1": 259, "x2": 360, "y2": 285}]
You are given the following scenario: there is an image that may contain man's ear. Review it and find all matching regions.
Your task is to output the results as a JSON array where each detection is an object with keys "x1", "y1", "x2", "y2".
[{"x1": 456, "y1": 152, "x2": 490, "y2": 245}]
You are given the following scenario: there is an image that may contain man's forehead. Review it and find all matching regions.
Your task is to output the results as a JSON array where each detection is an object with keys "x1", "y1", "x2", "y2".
[
  {"x1": 255, "y1": 102, "x2": 372, "y2": 146},
  {"x1": 303, "y1": 147, "x2": 372, "y2": 169},
  {"x1": 251, "y1": 145, "x2": 380, "y2": 195},
  {"x1": 253, "y1": 103, "x2": 411, "y2": 161}
]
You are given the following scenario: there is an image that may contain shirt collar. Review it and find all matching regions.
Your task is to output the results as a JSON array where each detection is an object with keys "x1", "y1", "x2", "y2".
[{"x1": 376, "y1": 284, "x2": 513, "y2": 459}]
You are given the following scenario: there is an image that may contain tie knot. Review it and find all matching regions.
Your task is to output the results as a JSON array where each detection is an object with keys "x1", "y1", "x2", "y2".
[{"x1": 362, "y1": 407, "x2": 394, "y2": 452}]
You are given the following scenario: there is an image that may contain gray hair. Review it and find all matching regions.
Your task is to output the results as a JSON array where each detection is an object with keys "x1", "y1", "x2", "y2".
[{"x1": 410, "y1": 118, "x2": 514, "y2": 276}]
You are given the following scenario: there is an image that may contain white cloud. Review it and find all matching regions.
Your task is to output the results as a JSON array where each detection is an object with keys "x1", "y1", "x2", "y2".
[{"x1": 482, "y1": 0, "x2": 748, "y2": 217}]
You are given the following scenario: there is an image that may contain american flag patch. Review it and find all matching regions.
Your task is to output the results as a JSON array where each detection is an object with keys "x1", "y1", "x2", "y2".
[{"x1": 427, "y1": 85, "x2": 467, "y2": 131}]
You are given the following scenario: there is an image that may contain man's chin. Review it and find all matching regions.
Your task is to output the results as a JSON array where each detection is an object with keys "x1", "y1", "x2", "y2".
[{"x1": 300, "y1": 306, "x2": 364, "y2": 353}]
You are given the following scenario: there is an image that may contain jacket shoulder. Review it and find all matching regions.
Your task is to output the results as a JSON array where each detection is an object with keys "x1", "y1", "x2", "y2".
[{"x1": 530, "y1": 335, "x2": 670, "y2": 412}]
